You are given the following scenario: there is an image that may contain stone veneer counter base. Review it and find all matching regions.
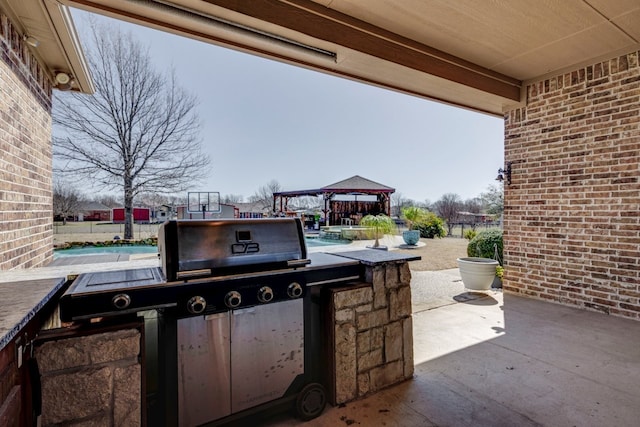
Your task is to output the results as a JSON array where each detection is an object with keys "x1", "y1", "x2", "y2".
[{"x1": 322, "y1": 249, "x2": 419, "y2": 404}]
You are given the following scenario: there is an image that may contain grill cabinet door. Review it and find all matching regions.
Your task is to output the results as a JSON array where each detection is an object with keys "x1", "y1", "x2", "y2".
[
  {"x1": 177, "y1": 312, "x2": 231, "y2": 426},
  {"x1": 230, "y1": 299, "x2": 304, "y2": 413}
]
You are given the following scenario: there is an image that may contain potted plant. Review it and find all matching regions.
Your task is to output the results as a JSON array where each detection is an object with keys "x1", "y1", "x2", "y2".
[
  {"x1": 457, "y1": 229, "x2": 503, "y2": 290},
  {"x1": 401, "y1": 206, "x2": 424, "y2": 245},
  {"x1": 359, "y1": 214, "x2": 397, "y2": 250}
]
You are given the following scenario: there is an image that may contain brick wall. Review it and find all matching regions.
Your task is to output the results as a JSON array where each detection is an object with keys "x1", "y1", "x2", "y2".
[
  {"x1": 503, "y1": 50, "x2": 640, "y2": 320},
  {"x1": 328, "y1": 261, "x2": 414, "y2": 404},
  {"x1": 0, "y1": 11, "x2": 54, "y2": 270}
]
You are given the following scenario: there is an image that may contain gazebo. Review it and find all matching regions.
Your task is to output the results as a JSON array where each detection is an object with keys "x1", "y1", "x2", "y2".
[{"x1": 273, "y1": 175, "x2": 395, "y2": 226}]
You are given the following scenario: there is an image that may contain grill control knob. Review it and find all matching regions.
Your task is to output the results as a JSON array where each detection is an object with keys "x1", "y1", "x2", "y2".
[
  {"x1": 225, "y1": 291, "x2": 242, "y2": 308},
  {"x1": 112, "y1": 294, "x2": 131, "y2": 310},
  {"x1": 287, "y1": 282, "x2": 303, "y2": 298},
  {"x1": 187, "y1": 296, "x2": 207, "y2": 314},
  {"x1": 257, "y1": 286, "x2": 274, "y2": 303}
]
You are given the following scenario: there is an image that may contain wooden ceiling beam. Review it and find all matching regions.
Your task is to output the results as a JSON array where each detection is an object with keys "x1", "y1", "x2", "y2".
[{"x1": 203, "y1": 0, "x2": 521, "y2": 101}]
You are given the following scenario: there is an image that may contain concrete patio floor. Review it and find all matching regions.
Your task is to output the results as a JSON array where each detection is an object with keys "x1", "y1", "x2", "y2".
[{"x1": 265, "y1": 269, "x2": 640, "y2": 427}]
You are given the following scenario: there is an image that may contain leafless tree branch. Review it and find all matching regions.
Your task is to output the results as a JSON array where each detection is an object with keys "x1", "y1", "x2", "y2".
[
  {"x1": 249, "y1": 180, "x2": 282, "y2": 212},
  {"x1": 53, "y1": 22, "x2": 211, "y2": 238},
  {"x1": 52, "y1": 181, "x2": 84, "y2": 224}
]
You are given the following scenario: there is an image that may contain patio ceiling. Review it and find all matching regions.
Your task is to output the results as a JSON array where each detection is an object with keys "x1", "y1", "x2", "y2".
[
  {"x1": 7, "y1": 1, "x2": 640, "y2": 115},
  {"x1": 1, "y1": 0, "x2": 94, "y2": 93}
]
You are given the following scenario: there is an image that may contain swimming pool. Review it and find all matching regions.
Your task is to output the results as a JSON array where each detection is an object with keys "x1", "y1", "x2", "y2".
[
  {"x1": 53, "y1": 239, "x2": 346, "y2": 259},
  {"x1": 305, "y1": 237, "x2": 350, "y2": 246},
  {"x1": 53, "y1": 245, "x2": 158, "y2": 258},
  {"x1": 304, "y1": 237, "x2": 351, "y2": 254}
]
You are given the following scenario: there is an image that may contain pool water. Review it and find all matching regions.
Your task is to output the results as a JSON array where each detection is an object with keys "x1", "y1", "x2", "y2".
[
  {"x1": 53, "y1": 240, "x2": 345, "y2": 259},
  {"x1": 305, "y1": 237, "x2": 350, "y2": 247},
  {"x1": 53, "y1": 245, "x2": 158, "y2": 258}
]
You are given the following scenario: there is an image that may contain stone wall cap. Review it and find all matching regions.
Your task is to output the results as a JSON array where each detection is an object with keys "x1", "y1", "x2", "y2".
[{"x1": 332, "y1": 250, "x2": 420, "y2": 266}]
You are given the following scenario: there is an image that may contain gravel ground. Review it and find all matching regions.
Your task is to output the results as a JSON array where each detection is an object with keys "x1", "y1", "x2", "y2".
[{"x1": 395, "y1": 237, "x2": 468, "y2": 271}]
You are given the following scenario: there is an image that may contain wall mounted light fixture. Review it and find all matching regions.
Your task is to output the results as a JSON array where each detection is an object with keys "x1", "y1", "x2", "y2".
[
  {"x1": 55, "y1": 72, "x2": 70, "y2": 85},
  {"x1": 55, "y1": 72, "x2": 73, "y2": 90},
  {"x1": 496, "y1": 162, "x2": 512, "y2": 185},
  {"x1": 23, "y1": 35, "x2": 40, "y2": 48},
  {"x1": 496, "y1": 160, "x2": 525, "y2": 185}
]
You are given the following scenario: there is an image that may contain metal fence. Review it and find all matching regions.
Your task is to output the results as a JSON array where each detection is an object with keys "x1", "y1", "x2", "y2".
[
  {"x1": 448, "y1": 222, "x2": 501, "y2": 238},
  {"x1": 53, "y1": 221, "x2": 162, "y2": 239}
]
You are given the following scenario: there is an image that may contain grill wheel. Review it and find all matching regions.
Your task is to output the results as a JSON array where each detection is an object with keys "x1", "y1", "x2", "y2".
[{"x1": 295, "y1": 382, "x2": 327, "y2": 421}]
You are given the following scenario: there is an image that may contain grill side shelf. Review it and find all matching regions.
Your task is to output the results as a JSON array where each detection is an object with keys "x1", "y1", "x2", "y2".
[{"x1": 60, "y1": 267, "x2": 166, "y2": 321}]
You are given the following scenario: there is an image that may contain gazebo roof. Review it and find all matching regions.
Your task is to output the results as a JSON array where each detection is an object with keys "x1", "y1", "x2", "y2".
[
  {"x1": 322, "y1": 175, "x2": 395, "y2": 193},
  {"x1": 274, "y1": 175, "x2": 395, "y2": 198}
]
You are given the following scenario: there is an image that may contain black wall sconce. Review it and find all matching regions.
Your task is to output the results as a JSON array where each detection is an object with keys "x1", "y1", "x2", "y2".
[
  {"x1": 496, "y1": 160, "x2": 524, "y2": 185},
  {"x1": 496, "y1": 162, "x2": 512, "y2": 185}
]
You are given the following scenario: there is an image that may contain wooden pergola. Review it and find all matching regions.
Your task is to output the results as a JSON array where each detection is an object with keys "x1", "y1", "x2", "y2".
[{"x1": 273, "y1": 175, "x2": 395, "y2": 226}]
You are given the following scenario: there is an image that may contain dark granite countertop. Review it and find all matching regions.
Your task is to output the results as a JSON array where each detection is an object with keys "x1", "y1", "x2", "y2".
[
  {"x1": 0, "y1": 277, "x2": 67, "y2": 351},
  {"x1": 333, "y1": 249, "x2": 421, "y2": 266},
  {"x1": 0, "y1": 258, "x2": 160, "y2": 352}
]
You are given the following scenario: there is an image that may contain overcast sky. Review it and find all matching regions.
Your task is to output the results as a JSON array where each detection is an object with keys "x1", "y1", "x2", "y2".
[{"x1": 70, "y1": 10, "x2": 503, "y2": 204}]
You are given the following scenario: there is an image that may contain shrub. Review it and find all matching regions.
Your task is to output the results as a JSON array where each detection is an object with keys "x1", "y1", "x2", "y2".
[
  {"x1": 463, "y1": 229, "x2": 478, "y2": 241},
  {"x1": 467, "y1": 229, "x2": 503, "y2": 264},
  {"x1": 414, "y1": 212, "x2": 446, "y2": 238},
  {"x1": 401, "y1": 206, "x2": 426, "y2": 230},
  {"x1": 359, "y1": 214, "x2": 397, "y2": 247}
]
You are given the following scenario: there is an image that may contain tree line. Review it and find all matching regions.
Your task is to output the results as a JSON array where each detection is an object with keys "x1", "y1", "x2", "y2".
[
  {"x1": 391, "y1": 186, "x2": 503, "y2": 234},
  {"x1": 51, "y1": 19, "x2": 503, "y2": 238},
  {"x1": 55, "y1": 179, "x2": 502, "y2": 230}
]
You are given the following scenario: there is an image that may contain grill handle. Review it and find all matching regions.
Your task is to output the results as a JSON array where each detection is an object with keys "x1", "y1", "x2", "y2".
[{"x1": 287, "y1": 259, "x2": 311, "y2": 268}]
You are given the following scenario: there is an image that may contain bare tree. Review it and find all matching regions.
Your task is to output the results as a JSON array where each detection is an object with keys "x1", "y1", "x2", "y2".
[
  {"x1": 433, "y1": 193, "x2": 462, "y2": 235},
  {"x1": 463, "y1": 197, "x2": 483, "y2": 214},
  {"x1": 289, "y1": 196, "x2": 321, "y2": 211},
  {"x1": 481, "y1": 184, "x2": 504, "y2": 218},
  {"x1": 461, "y1": 197, "x2": 484, "y2": 230},
  {"x1": 221, "y1": 194, "x2": 244, "y2": 204},
  {"x1": 52, "y1": 22, "x2": 210, "y2": 239},
  {"x1": 391, "y1": 192, "x2": 415, "y2": 217},
  {"x1": 138, "y1": 192, "x2": 170, "y2": 208},
  {"x1": 53, "y1": 181, "x2": 83, "y2": 225},
  {"x1": 249, "y1": 180, "x2": 282, "y2": 212},
  {"x1": 420, "y1": 199, "x2": 433, "y2": 211},
  {"x1": 94, "y1": 194, "x2": 121, "y2": 209}
]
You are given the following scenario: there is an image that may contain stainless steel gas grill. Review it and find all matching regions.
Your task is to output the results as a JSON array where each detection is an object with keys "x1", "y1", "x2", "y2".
[{"x1": 60, "y1": 218, "x2": 363, "y2": 426}]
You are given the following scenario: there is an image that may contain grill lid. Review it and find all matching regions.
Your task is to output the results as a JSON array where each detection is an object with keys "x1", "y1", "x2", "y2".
[{"x1": 158, "y1": 218, "x2": 309, "y2": 281}]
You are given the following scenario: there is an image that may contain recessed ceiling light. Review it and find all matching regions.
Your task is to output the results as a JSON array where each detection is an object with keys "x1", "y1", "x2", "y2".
[{"x1": 55, "y1": 72, "x2": 71, "y2": 85}]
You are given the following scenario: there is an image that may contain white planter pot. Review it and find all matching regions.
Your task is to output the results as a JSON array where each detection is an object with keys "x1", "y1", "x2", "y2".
[{"x1": 457, "y1": 257, "x2": 499, "y2": 291}]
